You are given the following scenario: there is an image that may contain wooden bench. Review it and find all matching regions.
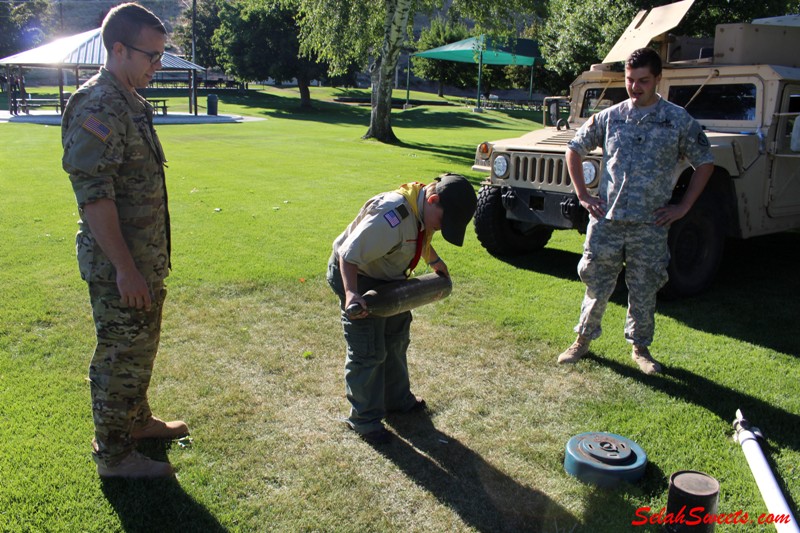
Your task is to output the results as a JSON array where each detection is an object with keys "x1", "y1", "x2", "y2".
[
  {"x1": 147, "y1": 98, "x2": 168, "y2": 116},
  {"x1": 17, "y1": 98, "x2": 63, "y2": 114}
]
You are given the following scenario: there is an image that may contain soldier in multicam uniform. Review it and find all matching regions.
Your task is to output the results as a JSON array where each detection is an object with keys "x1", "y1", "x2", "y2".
[
  {"x1": 327, "y1": 175, "x2": 477, "y2": 444},
  {"x1": 62, "y1": 3, "x2": 187, "y2": 478},
  {"x1": 558, "y1": 47, "x2": 714, "y2": 374}
]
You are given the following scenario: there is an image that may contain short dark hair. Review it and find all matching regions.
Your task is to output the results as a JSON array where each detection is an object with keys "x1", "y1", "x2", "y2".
[
  {"x1": 626, "y1": 47, "x2": 662, "y2": 77},
  {"x1": 101, "y1": 2, "x2": 166, "y2": 53}
]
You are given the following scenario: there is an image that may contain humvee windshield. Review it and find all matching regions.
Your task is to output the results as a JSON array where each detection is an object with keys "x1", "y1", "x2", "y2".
[{"x1": 580, "y1": 87, "x2": 629, "y2": 117}]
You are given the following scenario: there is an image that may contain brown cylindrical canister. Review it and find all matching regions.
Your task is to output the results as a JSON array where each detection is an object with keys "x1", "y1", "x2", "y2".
[
  {"x1": 359, "y1": 273, "x2": 452, "y2": 317},
  {"x1": 664, "y1": 470, "x2": 721, "y2": 533}
]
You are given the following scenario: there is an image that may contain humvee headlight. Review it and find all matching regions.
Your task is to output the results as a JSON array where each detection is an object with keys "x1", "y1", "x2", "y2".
[
  {"x1": 493, "y1": 154, "x2": 509, "y2": 178},
  {"x1": 582, "y1": 160, "x2": 599, "y2": 188}
]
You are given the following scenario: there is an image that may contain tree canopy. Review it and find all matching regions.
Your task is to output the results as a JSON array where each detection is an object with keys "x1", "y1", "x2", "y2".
[
  {"x1": 212, "y1": 0, "x2": 326, "y2": 109},
  {"x1": 0, "y1": 0, "x2": 53, "y2": 59}
]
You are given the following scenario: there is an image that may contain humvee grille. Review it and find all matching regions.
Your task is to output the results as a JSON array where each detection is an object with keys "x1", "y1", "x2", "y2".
[{"x1": 510, "y1": 154, "x2": 572, "y2": 190}]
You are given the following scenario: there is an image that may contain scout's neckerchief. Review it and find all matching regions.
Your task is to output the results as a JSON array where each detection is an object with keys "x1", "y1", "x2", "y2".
[{"x1": 394, "y1": 182, "x2": 432, "y2": 277}]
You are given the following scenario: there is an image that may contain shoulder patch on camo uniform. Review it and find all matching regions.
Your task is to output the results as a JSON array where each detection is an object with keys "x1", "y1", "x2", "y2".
[
  {"x1": 82, "y1": 115, "x2": 112, "y2": 143},
  {"x1": 384, "y1": 209, "x2": 402, "y2": 228}
]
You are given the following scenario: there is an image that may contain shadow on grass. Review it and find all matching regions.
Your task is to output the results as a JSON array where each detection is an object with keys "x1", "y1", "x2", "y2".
[
  {"x1": 100, "y1": 441, "x2": 227, "y2": 532},
  {"x1": 586, "y1": 354, "x2": 800, "y2": 516},
  {"x1": 489, "y1": 231, "x2": 800, "y2": 355},
  {"x1": 586, "y1": 354, "x2": 800, "y2": 459},
  {"x1": 379, "y1": 411, "x2": 646, "y2": 532}
]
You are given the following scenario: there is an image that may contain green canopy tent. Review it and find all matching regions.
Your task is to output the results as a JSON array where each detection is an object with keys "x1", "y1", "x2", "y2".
[{"x1": 412, "y1": 35, "x2": 540, "y2": 111}]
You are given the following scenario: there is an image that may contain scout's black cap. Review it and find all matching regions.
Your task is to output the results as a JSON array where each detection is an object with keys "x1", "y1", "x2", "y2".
[{"x1": 435, "y1": 173, "x2": 478, "y2": 247}]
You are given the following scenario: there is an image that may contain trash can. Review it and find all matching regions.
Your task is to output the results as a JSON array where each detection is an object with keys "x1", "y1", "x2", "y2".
[{"x1": 207, "y1": 93, "x2": 218, "y2": 116}]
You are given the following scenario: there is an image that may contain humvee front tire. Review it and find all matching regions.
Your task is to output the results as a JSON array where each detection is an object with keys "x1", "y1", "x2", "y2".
[
  {"x1": 660, "y1": 203, "x2": 725, "y2": 299},
  {"x1": 473, "y1": 185, "x2": 553, "y2": 256}
]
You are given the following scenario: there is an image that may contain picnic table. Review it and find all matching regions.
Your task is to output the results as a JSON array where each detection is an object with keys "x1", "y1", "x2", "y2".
[
  {"x1": 147, "y1": 98, "x2": 168, "y2": 115},
  {"x1": 16, "y1": 98, "x2": 63, "y2": 114},
  {"x1": 461, "y1": 97, "x2": 544, "y2": 112}
]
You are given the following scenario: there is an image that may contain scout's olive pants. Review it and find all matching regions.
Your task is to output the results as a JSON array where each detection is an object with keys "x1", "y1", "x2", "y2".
[
  {"x1": 327, "y1": 256, "x2": 417, "y2": 434},
  {"x1": 88, "y1": 280, "x2": 166, "y2": 467},
  {"x1": 574, "y1": 218, "x2": 669, "y2": 347}
]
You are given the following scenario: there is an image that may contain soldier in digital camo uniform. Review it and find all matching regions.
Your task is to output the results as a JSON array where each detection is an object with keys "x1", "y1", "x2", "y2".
[
  {"x1": 62, "y1": 3, "x2": 187, "y2": 479},
  {"x1": 558, "y1": 47, "x2": 714, "y2": 374}
]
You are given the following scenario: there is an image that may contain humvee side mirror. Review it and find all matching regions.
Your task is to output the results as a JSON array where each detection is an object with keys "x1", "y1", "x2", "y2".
[{"x1": 791, "y1": 118, "x2": 800, "y2": 152}]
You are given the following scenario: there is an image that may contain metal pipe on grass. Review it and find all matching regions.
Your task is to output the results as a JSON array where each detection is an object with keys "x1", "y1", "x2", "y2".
[{"x1": 733, "y1": 409, "x2": 798, "y2": 533}]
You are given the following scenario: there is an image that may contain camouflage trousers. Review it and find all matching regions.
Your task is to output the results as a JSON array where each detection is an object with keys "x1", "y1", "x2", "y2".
[
  {"x1": 87, "y1": 280, "x2": 166, "y2": 467},
  {"x1": 327, "y1": 255, "x2": 417, "y2": 434},
  {"x1": 574, "y1": 218, "x2": 669, "y2": 346}
]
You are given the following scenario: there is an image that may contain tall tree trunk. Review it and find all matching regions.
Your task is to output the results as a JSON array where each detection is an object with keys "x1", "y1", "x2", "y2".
[
  {"x1": 363, "y1": 0, "x2": 412, "y2": 143},
  {"x1": 297, "y1": 73, "x2": 312, "y2": 110}
]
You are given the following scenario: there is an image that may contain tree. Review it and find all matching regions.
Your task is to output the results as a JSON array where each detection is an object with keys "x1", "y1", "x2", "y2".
[
  {"x1": 212, "y1": 0, "x2": 326, "y2": 109},
  {"x1": 412, "y1": 17, "x2": 474, "y2": 98},
  {"x1": 290, "y1": 0, "x2": 540, "y2": 143},
  {"x1": 173, "y1": 0, "x2": 222, "y2": 69},
  {"x1": 0, "y1": 0, "x2": 54, "y2": 59}
]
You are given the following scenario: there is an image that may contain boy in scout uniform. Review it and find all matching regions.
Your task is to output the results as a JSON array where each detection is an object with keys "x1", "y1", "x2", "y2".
[
  {"x1": 62, "y1": 3, "x2": 187, "y2": 478},
  {"x1": 559, "y1": 47, "x2": 714, "y2": 374},
  {"x1": 327, "y1": 174, "x2": 477, "y2": 444}
]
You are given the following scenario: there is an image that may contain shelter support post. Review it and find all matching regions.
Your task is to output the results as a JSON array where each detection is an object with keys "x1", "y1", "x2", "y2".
[
  {"x1": 529, "y1": 63, "x2": 534, "y2": 100},
  {"x1": 404, "y1": 56, "x2": 411, "y2": 110},
  {"x1": 474, "y1": 51, "x2": 483, "y2": 113}
]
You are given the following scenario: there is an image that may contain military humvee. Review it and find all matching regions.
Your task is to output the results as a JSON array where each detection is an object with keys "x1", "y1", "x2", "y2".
[{"x1": 471, "y1": 0, "x2": 800, "y2": 297}]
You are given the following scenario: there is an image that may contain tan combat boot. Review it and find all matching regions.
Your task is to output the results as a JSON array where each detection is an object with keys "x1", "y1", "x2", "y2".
[
  {"x1": 132, "y1": 416, "x2": 189, "y2": 440},
  {"x1": 558, "y1": 335, "x2": 591, "y2": 364},
  {"x1": 97, "y1": 451, "x2": 175, "y2": 479},
  {"x1": 632, "y1": 345, "x2": 662, "y2": 375}
]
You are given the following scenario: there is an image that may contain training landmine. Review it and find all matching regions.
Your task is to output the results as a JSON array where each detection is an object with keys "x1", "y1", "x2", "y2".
[{"x1": 347, "y1": 273, "x2": 453, "y2": 318}]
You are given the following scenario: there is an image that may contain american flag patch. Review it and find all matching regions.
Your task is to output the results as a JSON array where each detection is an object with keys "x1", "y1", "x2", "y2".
[
  {"x1": 82, "y1": 115, "x2": 112, "y2": 142},
  {"x1": 384, "y1": 210, "x2": 401, "y2": 228}
]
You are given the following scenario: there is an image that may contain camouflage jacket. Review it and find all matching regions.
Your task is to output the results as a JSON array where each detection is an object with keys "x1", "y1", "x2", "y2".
[
  {"x1": 62, "y1": 68, "x2": 170, "y2": 283},
  {"x1": 568, "y1": 97, "x2": 714, "y2": 223}
]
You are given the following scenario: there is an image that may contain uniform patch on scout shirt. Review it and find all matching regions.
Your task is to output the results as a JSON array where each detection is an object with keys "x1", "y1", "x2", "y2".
[
  {"x1": 82, "y1": 115, "x2": 112, "y2": 142},
  {"x1": 384, "y1": 210, "x2": 402, "y2": 228}
]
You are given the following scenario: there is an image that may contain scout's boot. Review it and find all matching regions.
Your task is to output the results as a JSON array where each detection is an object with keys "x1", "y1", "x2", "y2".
[
  {"x1": 132, "y1": 416, "x2": 189, "y2": 440},
  {"x1": 97, "y1": 451, "x2": 174, "y2": 479},
  {"x1": 558, "y1": 335, "x2": 591, "y2": 364},
  {"x1": 632, "y1": 345, "x2": 662, "y2": 375}
]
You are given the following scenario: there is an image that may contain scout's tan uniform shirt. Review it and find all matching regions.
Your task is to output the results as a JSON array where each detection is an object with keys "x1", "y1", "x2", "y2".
[
  {"x1": 63, "y1": 68, "x2": 170, "y2": 283},
  {"x1": 333, "y1": 191, "x2": 426, "y2": 281}
]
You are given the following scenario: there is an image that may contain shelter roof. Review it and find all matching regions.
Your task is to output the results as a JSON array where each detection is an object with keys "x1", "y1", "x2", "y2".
[
  {"x1": 414, "y1": 35, "x2": 540, "y2": 66},
  {"x1": 0, "y1": 28, "x2": 204, "y2": 71}
]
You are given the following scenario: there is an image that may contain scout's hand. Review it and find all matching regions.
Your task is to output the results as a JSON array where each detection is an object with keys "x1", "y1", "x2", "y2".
[
  {"x1": 344, "y1": 292, "x2": 368, "y2": 320},
  {"x1": 116, "y1": 268, "x2": 152, "y2": 310},
  {"x1": 428, "y1": 257, "x2": 449, "y2": 278}
]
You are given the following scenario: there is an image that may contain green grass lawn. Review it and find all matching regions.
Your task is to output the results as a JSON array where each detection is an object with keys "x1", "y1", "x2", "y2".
[{"x1": 1, "y1": 86, "x2": 798, "y2": 532}]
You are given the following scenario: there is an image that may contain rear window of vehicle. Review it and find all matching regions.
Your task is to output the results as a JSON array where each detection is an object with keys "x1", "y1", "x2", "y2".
[{"x1": 668, "y1": 83, "x2": 757, "y2": 120}]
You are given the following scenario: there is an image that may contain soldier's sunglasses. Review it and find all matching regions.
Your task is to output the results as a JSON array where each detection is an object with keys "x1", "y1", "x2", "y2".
[{"x1": 123, "y1": 43, "x2": 164, "y2": 65}]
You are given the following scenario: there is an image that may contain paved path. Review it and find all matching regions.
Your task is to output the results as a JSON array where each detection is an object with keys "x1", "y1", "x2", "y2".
[{"x1": 0, "y1": 110, "x2": 263, "y2": 125}]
